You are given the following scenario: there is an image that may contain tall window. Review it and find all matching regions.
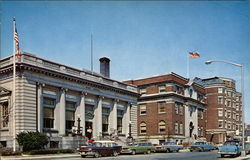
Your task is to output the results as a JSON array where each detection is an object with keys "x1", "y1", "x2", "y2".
[
  {"x1": 179, "y1": 123, "x2": 183, "y2": 134},
  {"x1": 218, "y1": 97, "x2": 223, "y2": 104},
  {"x1": 117, "y1": 110, "x2": 123, "y2": 133},
  {"x1": 175, "y1": 103, "x2": 179, "y2": 114},
  {"x1": 43, "y1": 98, "x2": 55, "y2": 129},
  {"x1": 200, "y1": 127, "x2": 204, "y2": 136},
  {"x1": 66, "y1": 101, "x2": 76, "y2": 130},
  {"x1": 158, "y1": 102, "x2": 166, "y2": 113},
  {"x1": 179, "y1": 104, "x2": 183, "y2": 115},
  {"x1": 140, "y1": 105, "x2": 146, "y2": 115},
  {"x1": 198, "y1": 110, "x2": 203, "y2": 119},
  {"x1": 175, "y1": 122, "x2": 179, "y2": 134},
  {"x1": 218, "y1": 109, "x2": 223, "y2": 117},
  {"x1": 218, "y1": 121, "x2": 223, "y2": 128},
  {"x1": 224, "y1": 109, "x2": 227, "y2": 117},
  {"x1": 140, "y1": 122, "x2": 146, "y2": 134},
  {"x1": 227, "y1": 111, "x2": 231, "y2": 118},
  {"x1": 158, "y1": 121, "x2": 166, "y2": 133},
  {"x1": 102, "y1": 108, "x2": 110, "y2": 133},
  {"x1": 1, "y1": 102, "x2": 9, "y2": 128}
]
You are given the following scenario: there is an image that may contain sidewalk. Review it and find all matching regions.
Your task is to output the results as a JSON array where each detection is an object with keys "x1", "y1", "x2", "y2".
[
  {"x1": 233, "y1": 154, "x2": 250, "y2": 160},
  {"x1": 0, "y1": 153, "x2": 80, "y2": 160}
]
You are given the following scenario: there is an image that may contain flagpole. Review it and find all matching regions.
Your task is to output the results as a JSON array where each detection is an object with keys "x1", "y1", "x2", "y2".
[
  {"x1": 12, "y1": 17, "x2": 16, "y2": 152},
  {"x1": 187, "y1": 52, "x2": 189, "y2": 78},
  {"x1": 91, "y1": 34, "x2": 93, "y2": 72}
]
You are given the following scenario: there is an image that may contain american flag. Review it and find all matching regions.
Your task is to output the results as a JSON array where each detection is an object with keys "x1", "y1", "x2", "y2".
[
  {"x1": 189, "y1": 51, "x2": 200, "y2": 58},
  {"x1": 14, "y1": 19, "x2": 21, "y2": 56}
]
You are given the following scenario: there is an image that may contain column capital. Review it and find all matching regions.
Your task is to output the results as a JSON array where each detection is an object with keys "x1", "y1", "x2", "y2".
[
  {"x1": 60, "y1": 87, "x2": 68, "y2": 92},
  {"x1": 81, "y1": 92, "x2": 88, "y2": 96},
  {"x1": 97, "y1": 95, "x2": 104, "y2": 100},
  {"x1": 37, "y1": 82, "x2": 45, "y2": 87},
  {"x1": 113, "y1": 99, "x2": 119, "y2": 103}
]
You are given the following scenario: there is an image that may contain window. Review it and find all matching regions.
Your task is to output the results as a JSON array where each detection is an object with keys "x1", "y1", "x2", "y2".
[
  {"x1": 66, "y1": 101, "x2": 76, "y2": 130},
  {"x1": 66, "y1": 110, "x2": 75, "y2": 130},
  {"x1": 189, "y1": 89, "x2": 193, "y2": 97},
  {"x1": 228, "y1": 123, "x2": 231, "y2": 129},
  {"x1": 218, "y1": 88, "x2": 223, "y2": 93},
  {"x1": 236, "y1": 114, "x2": 239, "y2": 121},
  {"x1": 175, "y1": 103, "x2": 179, "y2": 114},
  {"x1": 179, "y1": 104, "x2": 183, "y2": 115},
  {"x1": 174, "y1": 122, "x2": 179, "y2": 134},
  {"x1": 117, "y1": 110, "x2": 123, "y2": 133},
  {"x1": 233, "y1": 112, "x2": 236, "y2": 120},
  {"x1": 200, "y1": 127, "x2": 204, "y2": 136},
  {"x1": 159, "y1": 85, "x2": 165, "y2": 92},
  {"x1": 198, "y1": 110, "x2": 203, "y2": 119},
  {"x1": 158, "y1": 121, "x2": 166, "y2": 133},
  {"x1": 236, "y1": 104, "x2": 239, "y2": 111},
  {"x1": 218, "y1": 121, "x2": 223, "y2": 128},
  {"x1": 140, "y1": 122, "x2": 146, "y2": 134},
  {"x1": 179, "y1": 123, "x2": 183, "y2": 134},
  {"x1": 158, "y1": 102, "x2": 166, "y2": 113},
  {"x1": 102, "y1": 108, "x2": 110, "y2": 133},
  {"x1": 140, "y1": 105, "x2": 146, "y2": 115},
  {"x1": 175, "y1": 86, "x2": 183, "y2": 95},
  {"x1": 140, "y1": 88, "x2": 146, "y2": 95},
  {"x1": 224, "y1": 121, "x2": 227, "y2": 129},
  {"x1": 227, "y1": 100, "x2": 231, "y2": 107},
  {"x1": 43, "y1": 98, "x2": 55, "y2": 129},
  {"x1": 227, "y1": 91, "x2": 231, "y2": 97},
  {"x1": 224, "y1": 109, "x2": 227, "y2": 117},
  {"x1": 218, "y1": 109, "x2": 223, "y2": 117},
  {"x1": 1, "y1": 102, "x2": 9, "y2": 128},
  {"x1": 227, "y1": 111, "x2": 231, "y2": 118},
  {"x1": 218, "y1": 97, "x2": 223, "y2": 104}
]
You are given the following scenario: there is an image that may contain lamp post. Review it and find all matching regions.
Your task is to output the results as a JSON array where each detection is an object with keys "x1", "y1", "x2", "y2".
[
  {"x1": 205, "y1": 60, "x2": 245, "y2": 156},
  {"x1": 128, "y1": 121, "x2": 133, "y2": 140}
]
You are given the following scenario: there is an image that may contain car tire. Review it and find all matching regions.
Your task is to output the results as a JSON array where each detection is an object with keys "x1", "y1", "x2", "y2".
[
  {"x1": 81, "y1": 155, "x2": 86, "y2": 158},
  {"x1": 199, "y1": 148, "x2": 204, "y2": 152},
  {"x1": 176, "y1": 149, "x2": 179, "y2": 152},
  {"x1": 94, "y1": 152, "x2": 100, "y2": 158},
  {"x1": 190, "y1": 150, "x2": 193, "y2": 152},
  {"x1": 113, "y1": 151, "x2": 118, "y2": 157},
  {"x1": 147, "y1": 150, "x2": 151, "y2": 154},
  {"x1": 131, "y1": 150, "x2": 136, "y2": 155},
  {"x1": 221, "y1": 154, "x2": 224, "y2": 158}
]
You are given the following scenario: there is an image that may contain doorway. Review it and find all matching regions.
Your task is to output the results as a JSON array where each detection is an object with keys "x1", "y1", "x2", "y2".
[{"x1": 85, "y1": 121, "x2": 93, "y2": 140}]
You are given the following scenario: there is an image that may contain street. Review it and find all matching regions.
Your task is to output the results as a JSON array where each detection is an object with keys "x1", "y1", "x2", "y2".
[{"x1": 55, "y1": 151, "x2": 249, "y2": 160}]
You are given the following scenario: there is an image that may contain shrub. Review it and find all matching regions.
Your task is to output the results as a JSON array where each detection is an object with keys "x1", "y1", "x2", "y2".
[
  {"x1": 28, "y1": 149, "x2": 75, "y2": 155},
  {"x1": 0, "y1": 148, "x2": 22, "y2": 156},
  {"x1": 16, "y1": 131, "x2": 48, "y2": 152}
]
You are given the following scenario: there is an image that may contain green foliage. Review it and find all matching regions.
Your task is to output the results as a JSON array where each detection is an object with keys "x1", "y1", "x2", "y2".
[
  {"x1": 0, "y1": 149, "x2": 21, "y2": 156},
  {"x1": 16, "y1": 131, "x2": 49, "y2": 152},
  {"x1": 28, "y1": 149, "x2": 75, "y2": 155}
]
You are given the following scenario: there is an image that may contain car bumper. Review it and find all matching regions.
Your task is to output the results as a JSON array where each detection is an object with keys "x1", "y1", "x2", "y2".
[
  {"x1": 218, "y1": 151, "x2": 238, "y2": 155},
  {"x1": 80, "y1": 151, "x2": 95, "y2": 156},
  {"x1": 121, "y1": 149, "x2": 133, "y2": 154}
]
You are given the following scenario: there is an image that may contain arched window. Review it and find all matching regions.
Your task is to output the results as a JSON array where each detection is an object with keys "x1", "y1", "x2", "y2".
[
  {"x1": 140, "y1": 122, "x2": 146, "y2": 134},
  {"x1": 159, "y1": 121, "x2": 166, "y2": 133}
]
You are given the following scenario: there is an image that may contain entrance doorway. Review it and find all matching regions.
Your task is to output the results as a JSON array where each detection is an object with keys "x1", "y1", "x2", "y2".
[{"x1": 85, "y1": 121, "x2": 93, "y2": 140}]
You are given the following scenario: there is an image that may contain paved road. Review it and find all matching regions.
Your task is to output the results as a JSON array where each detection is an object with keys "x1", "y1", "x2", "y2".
[{"x1": 55, "y1": 151, "x2": 243, "y2": 160}]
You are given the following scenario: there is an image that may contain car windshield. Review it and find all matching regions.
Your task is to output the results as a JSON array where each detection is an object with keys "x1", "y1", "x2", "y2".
[{"x1": 224, "y1": 141, "x2": 240, "y2": 146}]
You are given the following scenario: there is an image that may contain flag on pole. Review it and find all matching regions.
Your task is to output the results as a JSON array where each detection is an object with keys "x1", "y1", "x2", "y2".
[
  {"x1": 14, "y1": 18, "x2": 21, "y2": 56},
  {"x1": 189, "y1": 51, "x2": 200, "y2": 58}
]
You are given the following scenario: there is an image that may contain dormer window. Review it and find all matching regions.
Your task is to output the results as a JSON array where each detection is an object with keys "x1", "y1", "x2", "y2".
[{"x1": 158, "y1": 85, "x2": 165, "y2": 93}]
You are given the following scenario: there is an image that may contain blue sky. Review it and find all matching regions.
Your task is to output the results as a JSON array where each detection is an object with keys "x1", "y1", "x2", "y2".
[{"x1": 1, "y1": 1, "x2": 249, "y2": 123}]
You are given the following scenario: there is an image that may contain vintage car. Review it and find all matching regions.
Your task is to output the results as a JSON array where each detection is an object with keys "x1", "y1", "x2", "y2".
[
  {"x1": 79, "y1": 140, "x2": 122, "y2": 158},
  {"x1": 189, "y1": 141, "x2": 215, "y2": 152},
  {"x1": 156, "y1": 142, "x2": 183, "y2": 152},
  {"x1": 245, "y1": 142, "x2": 250, "y2": 154},
  {"x1": 121, "y1": 142, "x2": 156, "y2": 155},
  {"x1": 218, "y1": 140, "x2": 242, "y2": 158}
]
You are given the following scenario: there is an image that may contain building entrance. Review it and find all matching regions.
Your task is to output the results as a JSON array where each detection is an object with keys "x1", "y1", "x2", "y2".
[{"x1": 85, "y1": 121, "x2": 93, "y2": 140}]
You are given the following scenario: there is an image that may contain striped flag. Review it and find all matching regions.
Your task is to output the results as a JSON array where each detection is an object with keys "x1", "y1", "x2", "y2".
[
  {"x1": 14, "y1": 18, "x2": 21, "y2": 56},
  {"x1": 189, "y1": 51, "x2": 200, "y2": 58}
]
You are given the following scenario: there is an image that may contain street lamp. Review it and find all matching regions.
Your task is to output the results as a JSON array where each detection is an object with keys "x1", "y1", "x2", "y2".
[
  {"x1": 128, "y1": 121, "x2": 133, "y2": 140},
  {"x1": 205, "y1": 60, "x2": 245, "y2": 156}
]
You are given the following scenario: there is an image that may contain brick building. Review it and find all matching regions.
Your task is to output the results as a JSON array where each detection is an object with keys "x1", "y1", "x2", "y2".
[
  {"x1": 0, "y1": 53, "x2": 138, "y2": 149},
  {"x1": 195, "y1": 77, "x2": 243, "y2": 144},
  {"x1": 124, "y1": 73, "x2": 206, "y2": 145}
]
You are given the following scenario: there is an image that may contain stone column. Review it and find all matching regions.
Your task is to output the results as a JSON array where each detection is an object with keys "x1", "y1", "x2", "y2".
[
  {"x1": 59, "y1": 88, "x2": 66, "y2": 136},
  {"x1": 37, "y1": 83, "x2": 43, "y2": 132},
  {"x1": 109, "y1": 100, "x2": 117, "y2": 133},
  {"x1": 93, "y1": 96, "x2": 102, "y2": 139},
  {"x1": 79, "y1": 93, "x2": 85, "y2": 136},
  {"x1": 123, "y1": 103, "x2": 130, "y2": 136}
]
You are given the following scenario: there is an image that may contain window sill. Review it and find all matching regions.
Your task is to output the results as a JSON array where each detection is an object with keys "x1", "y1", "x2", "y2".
[{"x1": 43, "y1": 128, "x2": 58, "y2": 133}]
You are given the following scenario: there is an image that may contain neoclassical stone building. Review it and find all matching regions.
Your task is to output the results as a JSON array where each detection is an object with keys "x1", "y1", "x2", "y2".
[{"x1": 0, "y1": 53, "x2": 138, "y2": 149}]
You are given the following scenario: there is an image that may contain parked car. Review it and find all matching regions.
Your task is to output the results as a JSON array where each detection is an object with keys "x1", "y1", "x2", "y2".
[
  {"x1": 121, "y1": 142, "x2": 156, "y2": 155},
  {"x1": 190, "y1": 141, "x2": 215, "y2": 152},
  {"x1": 245, "y1": 142, "x2": 250, "y2": 154},
  {"x1": 156, "y1": 142, "x2": 183, "y2": 152},
  {"x1": 79, "y1": 140, "x2": 122, "y2": 158},
  {"x1": 214, "y1": 143, "x2": 223, "y2": 150},
  {"x1": 218, "y1": 140, "x2": 242, "y2": 158}
]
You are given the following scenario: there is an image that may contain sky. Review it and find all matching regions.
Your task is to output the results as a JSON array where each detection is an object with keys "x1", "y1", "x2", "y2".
[{"x1": 0, "y1": 1, "x2": 249, "y2": 123}]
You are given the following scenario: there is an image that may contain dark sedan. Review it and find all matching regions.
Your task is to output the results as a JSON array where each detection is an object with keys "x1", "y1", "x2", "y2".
[{"x1": 79, "y1": 140, "x2": 122, "y2": 158}]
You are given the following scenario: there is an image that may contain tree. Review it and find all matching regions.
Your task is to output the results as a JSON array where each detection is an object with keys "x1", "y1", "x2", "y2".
[{"x1": 16, "y1": 132, "x2": 48, "y2": 151}]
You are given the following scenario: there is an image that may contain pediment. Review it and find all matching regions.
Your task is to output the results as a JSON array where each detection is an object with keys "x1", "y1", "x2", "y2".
[{"x1": 0, "y1": 86, "x2": 11, "y2": 96}]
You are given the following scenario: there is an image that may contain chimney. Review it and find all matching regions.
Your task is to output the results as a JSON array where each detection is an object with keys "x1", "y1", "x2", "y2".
[{"x1": 99, "y1": 57, "x2": 110, "y2": 78}]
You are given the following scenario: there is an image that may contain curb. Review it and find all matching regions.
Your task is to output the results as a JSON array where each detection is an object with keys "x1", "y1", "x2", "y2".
[{"x1": 0, "y1": 154, "x2": 80, "y2": 160}]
